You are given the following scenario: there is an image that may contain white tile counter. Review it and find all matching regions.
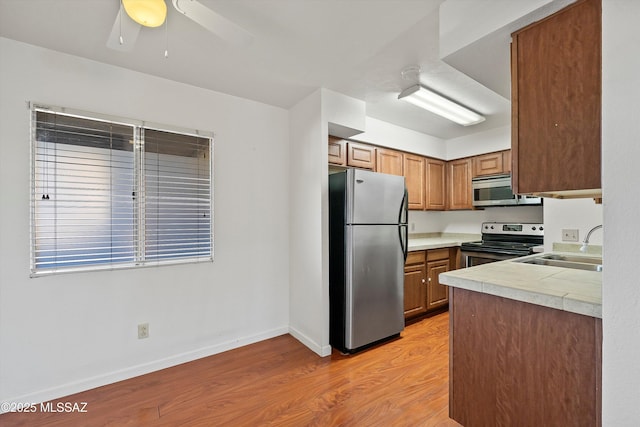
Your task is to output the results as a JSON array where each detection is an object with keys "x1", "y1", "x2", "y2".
[
  {"x1": 408, "y1": 233, "x2": 480, "y2": 251},
  {"x1": 439, "y1": 252, "x2": 602, "y2": 318}
]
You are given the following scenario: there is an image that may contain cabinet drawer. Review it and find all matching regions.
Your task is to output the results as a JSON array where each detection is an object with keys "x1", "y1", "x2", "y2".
[
  {"x1": 405, "y1": 251, "x2": 425, "y2": 266},
  {"x1": 427, "y1": 248, "x2": 450, "y2": 262}
]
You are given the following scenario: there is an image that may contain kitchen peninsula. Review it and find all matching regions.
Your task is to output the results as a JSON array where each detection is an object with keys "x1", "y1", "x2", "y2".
[{"x1": 440, "y1": 255, "x2": 602, "y2": 427}]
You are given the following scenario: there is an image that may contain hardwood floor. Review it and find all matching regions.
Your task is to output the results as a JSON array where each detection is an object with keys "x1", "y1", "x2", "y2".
[{"x1": 1, "y1": 312, "x2": 460, "y2": 426}]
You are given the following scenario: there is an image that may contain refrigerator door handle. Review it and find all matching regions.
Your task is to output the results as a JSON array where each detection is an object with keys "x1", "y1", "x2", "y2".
[
  {"x1": 398, "y1": 188, "x2": 408, "y2": 224},
  {"x1": 399, "y1": 224, "x2": 408, "y2": 262},
  {"x1": 398, "y1": 188, "x2": 408, "y2": 261}
]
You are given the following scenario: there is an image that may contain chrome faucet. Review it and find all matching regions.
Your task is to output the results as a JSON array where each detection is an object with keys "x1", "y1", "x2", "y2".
[{"x1": 580, "y1": 224, "x2": 602, "y2": 252}]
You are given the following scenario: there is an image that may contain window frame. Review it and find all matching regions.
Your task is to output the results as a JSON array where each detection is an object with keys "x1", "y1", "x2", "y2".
[{"x1": 29, "y1": 103, "x2": 214, "y2": 277}]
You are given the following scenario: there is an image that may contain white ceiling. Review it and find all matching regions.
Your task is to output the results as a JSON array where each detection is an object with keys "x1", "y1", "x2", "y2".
[{"x1": 0, "y1": 0, "x2": 512, "y2": 140}]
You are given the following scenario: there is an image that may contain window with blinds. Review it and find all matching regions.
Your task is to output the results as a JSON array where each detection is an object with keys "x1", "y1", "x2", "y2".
[{"x1": 31, "y1": 106, "x2": 213, "y2": 275}]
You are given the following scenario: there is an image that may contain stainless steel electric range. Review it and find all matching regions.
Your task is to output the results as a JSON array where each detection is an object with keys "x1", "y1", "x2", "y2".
[{"x1": 460, "y1": 222, "x2": 544, "y2": 268}]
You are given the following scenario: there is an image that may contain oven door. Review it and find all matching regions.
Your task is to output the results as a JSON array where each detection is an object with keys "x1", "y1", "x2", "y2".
[{"x1": 461, "y1": 250, "x2": 519, "y2": 268}]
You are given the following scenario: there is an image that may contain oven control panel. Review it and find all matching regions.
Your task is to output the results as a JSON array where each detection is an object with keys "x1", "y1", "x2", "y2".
[{"x1": 481, "y1": 222, "x2": 544, "y2": 237}]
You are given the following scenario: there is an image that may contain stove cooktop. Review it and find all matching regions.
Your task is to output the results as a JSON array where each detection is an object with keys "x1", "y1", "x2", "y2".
[{"x1": 461, "y1": 222, "x2": 544, "y2": 256}]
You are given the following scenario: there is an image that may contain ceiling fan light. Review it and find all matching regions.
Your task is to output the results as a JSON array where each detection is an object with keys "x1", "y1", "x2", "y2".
[
  {"x1": 122, "y1": 0, "x2": 167, "y2": 28},
  {"x1": 398, "y1": 84, "x2": 485, "y2": 126}
]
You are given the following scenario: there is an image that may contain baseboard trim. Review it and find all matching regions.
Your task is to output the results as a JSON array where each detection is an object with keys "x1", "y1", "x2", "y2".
[
  {"x1": 288, "y1": 326, "x2": 332, "y2": 357},
  {"x1": 1, "y1": 326, "x2": 289, "y2": 412}
]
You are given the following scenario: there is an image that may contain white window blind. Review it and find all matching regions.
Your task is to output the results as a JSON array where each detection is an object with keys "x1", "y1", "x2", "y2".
[
  {"x1": 31, "y1": 107, "x2": 212, "y2": 275},
  {"x1": 143, "y1": 129, "x2": 212, "y2": 262}
]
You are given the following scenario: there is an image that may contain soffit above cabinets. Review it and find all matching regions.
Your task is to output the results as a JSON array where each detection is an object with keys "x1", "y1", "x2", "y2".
[{"x1": 0, "y1": 0, "x2": 573, "y2": 140}]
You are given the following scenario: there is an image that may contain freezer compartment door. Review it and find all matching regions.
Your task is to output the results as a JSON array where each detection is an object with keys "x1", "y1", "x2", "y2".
[
  {"x1": 348, "y1": 169, "x2": 407, "y2": 225},
  {"x1": 345, "y1": 224, "x2": 405, "y2": 350}
]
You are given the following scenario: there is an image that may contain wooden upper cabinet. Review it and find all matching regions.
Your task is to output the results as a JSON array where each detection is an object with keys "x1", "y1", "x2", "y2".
[
  {"x1": 376, "y1": 148, "x2": 403, "y2": 176},
  {"x1": 403, "y1": 154, "x2": 426, "y2": 210},
  {"x1": 425, "y1": 158, "x2": 446, "y2": 210},
  {"x1": 328, "y1": 136, "x2": 346, "y2": 166},
  {"x1": 347, "y1": 142, "x2": 376, "y2": 170},
  {"x1": 326, "y1": 139, "x2": 500, "y2": 211},
  {"x1": 503, "y1": 150, "x2": 511, "y2": 174},
  {"x1": 473, "y1": 152, "x2": 504, "y2": 177},
  {"x1": 472, "y1": 150, "x2": 511, "y2": 177},
  {"x1": 511, "y1": 0, "x2": 601, "y2": 196},
  {"x1": 447, "y1": 158, "x2": 472, "y2": 210}
]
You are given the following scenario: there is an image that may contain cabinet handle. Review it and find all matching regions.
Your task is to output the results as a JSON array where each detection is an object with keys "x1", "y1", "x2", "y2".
[
  {"x1": 428, "y1": 278, "x2": 432, "y2": 282},
  {"x1": 422, "y1": 279, "x2": 426, "y2": 284}
]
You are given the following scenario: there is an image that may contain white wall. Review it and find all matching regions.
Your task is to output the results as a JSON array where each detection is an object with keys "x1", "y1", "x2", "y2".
[
  {"x1": 409, "y1": 206, "x2": 543, "y2": 235},
  {"x1": 0, "y1": 38, "x2": 290, "y2": 404},
  {"x1": 439, "y1": 0, "x2": 555, "y2": 58},
  {"x1": 542, "y1": 199, "x2": 603, "y2": 252},
  {"x1": 288, "y1": 90, "x2": 330, "y2": 356},
  {"x1": 446, "y1": 125, "x2": 510, "y2": 160},
  {"x1": 601, "y1": 1, "x2": 640, "y2": 423},
  {"x1": 351, "y1": 117, "x2": 447, "y2": 159}
]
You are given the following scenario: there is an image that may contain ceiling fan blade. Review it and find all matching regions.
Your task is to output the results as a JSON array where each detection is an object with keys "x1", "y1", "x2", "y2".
[
  {"x1": 172, "y1": 0, "x2": 253, "y2": 47},
  {"x1": 106, "y1": 7, "x2": 141, "y2": 52}
]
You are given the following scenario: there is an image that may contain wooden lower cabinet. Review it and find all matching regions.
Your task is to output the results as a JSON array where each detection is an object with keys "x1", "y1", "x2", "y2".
[
  {"x1": 403, "y1": 252, "x2": 427, "y2": 319},
  {"x1": 404, "y1": 248, "x2": 452, "y2": 320},
  {"x1": 450, "y1": 288, "x2": 602, "y2": 427},
  {"x1": 426, "y1": 259, "x2": 449, "y2": 311}
]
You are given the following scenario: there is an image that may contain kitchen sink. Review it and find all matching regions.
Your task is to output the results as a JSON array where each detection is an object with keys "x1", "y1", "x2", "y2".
[{"x1": 515, "y1": 254, "x2": 603, "y2": 272}]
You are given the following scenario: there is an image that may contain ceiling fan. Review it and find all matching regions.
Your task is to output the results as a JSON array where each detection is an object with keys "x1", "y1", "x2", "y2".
[{"x1": 107, "y1": 0, "x2": 253, "y2": 52}]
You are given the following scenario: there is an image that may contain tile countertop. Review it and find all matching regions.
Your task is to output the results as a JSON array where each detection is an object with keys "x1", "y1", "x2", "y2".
[
  {"x1": 408, "y1": 233, "x2": 480, "y2": 251},
  {"x1": 439, "y1": 252, "x2": 602, "y2": 318}
]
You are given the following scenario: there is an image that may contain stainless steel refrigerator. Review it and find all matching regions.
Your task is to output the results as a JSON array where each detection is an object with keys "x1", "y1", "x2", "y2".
[{"x1": 329, "y1": 169, "x2": 408, "y2": 353}]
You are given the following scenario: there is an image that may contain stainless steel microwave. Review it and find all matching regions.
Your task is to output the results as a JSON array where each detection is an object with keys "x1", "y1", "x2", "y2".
[{"x1": 472, "y1": 174, "x2": 542, "y2": 207}]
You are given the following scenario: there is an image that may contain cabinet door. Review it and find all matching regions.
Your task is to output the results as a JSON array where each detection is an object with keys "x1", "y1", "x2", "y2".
[
  {"x1": 376, "y1": 148, "x2": 403, "y2": 176},
  {"x1": 403, "y1": 154, "x2": 425, "y2": 210},
  {"x1": 511, "y1": 0, "x2": 601, "y2": 195},
  {"x1": 347, "y1": 142, "x2": 376, "y2": 170},
  {"x1": 425, "y1": 158, "x2": 446, "y2": 210},
  {"x1": 404, "y1": 264, "x2": 427, "y2": 319},
  {"x1": 447, "y1": 158, "x2": 472, "y2": 210},
  {"x1": 328, "y1": 136, "x2": 346, "y2": 166},
  {"x1": 502, "y1": 150, "x2": 511, "y2": 174},
  {"x1": 427, "y1": 259, "x2": 449, "y2": 310},
  {"x1": 473, "y1": 152, "x2": 504, "y2": 177}
]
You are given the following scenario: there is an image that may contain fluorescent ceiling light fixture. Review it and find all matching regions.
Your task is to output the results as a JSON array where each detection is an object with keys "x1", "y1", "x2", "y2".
[
  {"x1": 123, "y1": 0, "x2": 167, "y2": 28},
  {"x1": 398, "y1": 85, "x2": 485, "y2": 126}
]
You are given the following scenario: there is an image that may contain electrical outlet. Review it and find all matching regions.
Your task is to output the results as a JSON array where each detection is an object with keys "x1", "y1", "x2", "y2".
[
  {"x1": 561, "y1": 229, "x2": 579, "y2": 242},
  {"x1": 138, "y1": 323, "x2": 149, "y2": 339},
  {"x1": 411, "y1": 223, "x2": 415, "y2": 231}
]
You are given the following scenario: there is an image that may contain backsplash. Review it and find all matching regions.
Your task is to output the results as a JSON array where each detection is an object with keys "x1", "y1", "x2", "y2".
[
  {"x1": 552, "y1": 243, "x2": 603, "y2": 256},
  {"x1": 409, "y1": 205, "x2": 544, "y2": 234}
]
